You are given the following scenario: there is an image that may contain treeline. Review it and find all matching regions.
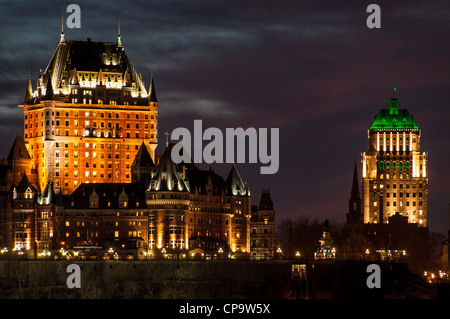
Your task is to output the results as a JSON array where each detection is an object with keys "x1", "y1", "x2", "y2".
[{"x1": 275, "y1": 216, "x2": 446, "y2": 275}]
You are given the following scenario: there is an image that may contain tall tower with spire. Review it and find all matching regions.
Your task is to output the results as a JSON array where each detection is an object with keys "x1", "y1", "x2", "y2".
[
  {"x1": 361, "y1": 89, "x2": 428, "y2": 227},
  {"x1": 19, "y1": 26, "x2": 158, "y2": 195}
]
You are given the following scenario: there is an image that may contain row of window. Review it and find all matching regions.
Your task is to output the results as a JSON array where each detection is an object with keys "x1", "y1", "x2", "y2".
[
  {"x1": 62, "y1": 228, "x2": 238, "y2": 239},
  {"x1": 379, "y1": 161, "x2": 410, "y2": 170},
  {"x1": 31, "y1": 142, "x2": 142, "y2": 150},
  {"x1": 26, "y1": 120, "x2": 155, "y2": 130},
  {"x1": 383, "y1": 192, "x2": 423, "y2": 198},
  {"x1": 26, "y1": 129, "x2": 154, "y2": 139},
  {"x1": 53, "y1": 161, "x2": 132, "y2": 170},
  {"x1": 52, "y1": 151, "x2": 133, "y2": 159},
  {"x1": 66, "y1": 221, "x2": 143, "y2": 227},
  {"x1": 374, "y1": 201, "x2": 423, "y2": 207},
  {"x1": 26, "y1": 110, "x2": 155, "y2": 120},
  {"x1": 375, "y1": 183, "x2": 423, "y2": 189},
  {"x1": 37, "y1": 160, "x2": 129, "y2": 170}
]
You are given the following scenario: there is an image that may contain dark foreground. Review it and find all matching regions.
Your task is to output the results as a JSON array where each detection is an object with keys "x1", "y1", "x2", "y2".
[{"x1": 0, "y1": 259, "x2": 447, "y2": 299}]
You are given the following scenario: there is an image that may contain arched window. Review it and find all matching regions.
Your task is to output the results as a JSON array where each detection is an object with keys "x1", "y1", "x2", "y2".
[
  {"x1": 379, "y1": 161, "x2": 384, "y2": 170},
  {"x1": 393, "y1": 161, "x2": 397, "y2": 170},
  {"x1": 406, "y1": 161, "x2": 410, "y2": 170},
  {"x1": 399, "y1": 161, "x2": 403, "y2": 170},
  {"x1": 386, "y1": 161, "x2": 390, "y2": 169}
]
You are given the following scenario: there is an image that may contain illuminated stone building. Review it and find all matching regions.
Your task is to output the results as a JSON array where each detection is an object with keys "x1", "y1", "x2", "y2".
[
  {"x1": 250, "y1": 190, "x2": 275, "y2": 260},
  {"x1": 145, "y1": 144, "x2": 252, "y2": 256},
  {"x1": 361, "y1": 92, "x2": 428, "y2": 227},
  {"x1": 19, "y1": 28, "x2": 158, "y2": 195},
  {"x1": 0, "y1": 29, "x2": 274, "y2": 260}
]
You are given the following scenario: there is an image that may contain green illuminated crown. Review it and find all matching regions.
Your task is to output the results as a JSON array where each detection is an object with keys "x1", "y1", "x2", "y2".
[{"x1": 370, "y1": 97, "x2": 419, "y2": 130}]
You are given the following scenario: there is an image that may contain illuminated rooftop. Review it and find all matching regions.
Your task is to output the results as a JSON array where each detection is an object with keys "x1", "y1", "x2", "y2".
[{"x1": 370, "y1": 97, "x2": 419, "y2": 130}]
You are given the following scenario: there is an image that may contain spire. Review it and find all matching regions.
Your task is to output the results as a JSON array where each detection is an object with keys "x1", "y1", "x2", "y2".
[
  {"x1": 389, "y1": 86, "x2": 398, "y2": 115},
  {"x1": 350, "y1": 162, "x2": 360, "y2": 199},
  {"x1": 60, "y1": 16, "x2": 65, "y2": 43},
  {"x1": 347, "y1": 162, "x2": 362, "y2": 224},
  {"x1": 25, "y1": 70, "x2": 33, "y2": 100},
  {"x1": 44, "y1": 74, "x2": 54, "y2": 100},
  {"x1": 117, "y1": 18, "x2": 122, "y2": 47},
  {"x1": 164, "y1": 131, "x2": 169, "y2": 147},
  {"x1": 148, "y1": 73, "x2": 158, "y2": 103}
]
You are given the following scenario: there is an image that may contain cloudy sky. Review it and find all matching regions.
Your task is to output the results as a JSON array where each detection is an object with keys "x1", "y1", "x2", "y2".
[{"x1": 0, "y1": 0, "x2": 449, "y2": 234}]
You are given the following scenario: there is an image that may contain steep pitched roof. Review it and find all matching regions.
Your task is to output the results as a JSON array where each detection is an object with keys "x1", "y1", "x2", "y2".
[
  {"x1": 131, "y1": 142, "x2": 155, "y2": 168},
  {"x1": 66, "y1": 183, "x2": 145, "y2": 209},
  {"x1": 43, "y1": 74, "x2": 54, "y2": 100},
  {"x1": 226, "y1": 164, "x2": 249, "y2": 196},
  {"x1": 25, "y1": 73, "x2": 33, "y2": 100},
  {"x1": 149, "y1": 147, "x2": 189, "y2": 192},
  {"x1": 7, "y1": 136, "x2": 31, "y2": 162},
  {"x1": 187, "y1": 168, "x2": 228, "y2": 196},
  {"x1": 27, "y1": 37, "x2": 150, "y2": 105},
  {"x1": 258, "y1": 190, "x2": 274, "y2": 210},
  {"x1": 148, "y1": 73, "x2": 158, "y2": 103},
  {"x1": 38, "y1": 182, "x2": 56, "y2": 205},
  {"x1": 16, "y1": 173, "x2": 37, "y2": 193}
]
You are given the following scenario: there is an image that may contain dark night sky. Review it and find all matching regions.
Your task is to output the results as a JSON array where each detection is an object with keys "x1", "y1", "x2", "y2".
[{"x1": 0, "y1": 0, "x2": 449, "y2": 234}]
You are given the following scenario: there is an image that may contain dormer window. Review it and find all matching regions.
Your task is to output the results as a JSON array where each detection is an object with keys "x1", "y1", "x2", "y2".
[{"x1": 25, "y1": 187, "x2": 33, "y2": 199}]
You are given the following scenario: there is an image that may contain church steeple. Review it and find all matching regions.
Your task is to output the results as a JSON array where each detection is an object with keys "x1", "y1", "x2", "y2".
[
  {"x1": 347, "y1": 162, "x2": 362, "y2": 224},
  {"x1": 350, "y1": 161, "x2": 360, "y2": 200}
]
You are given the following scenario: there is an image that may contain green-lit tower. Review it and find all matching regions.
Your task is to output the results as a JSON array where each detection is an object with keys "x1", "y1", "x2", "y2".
[{"x1": 361, "y1": 88, "x2": 428, "y2": 227}]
